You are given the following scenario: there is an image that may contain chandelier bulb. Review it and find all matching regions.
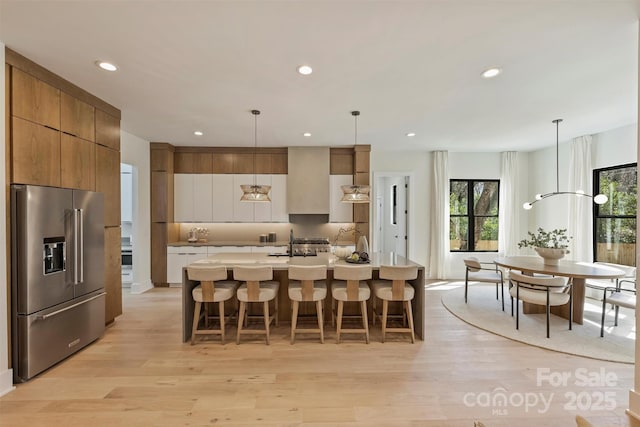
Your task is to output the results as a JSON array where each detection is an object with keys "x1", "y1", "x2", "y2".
[
  {"x1": 523, "y1": 202, "x2": 533, "y2": 210},
  {"x1": 593, "y1": 194, "x2": 608, "y2": 205}
]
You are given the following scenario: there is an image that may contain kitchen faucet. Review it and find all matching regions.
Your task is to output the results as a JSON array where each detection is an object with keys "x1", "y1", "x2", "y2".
[{"x1": 289, "y1": 229, "x2": 294, "y2": 257}]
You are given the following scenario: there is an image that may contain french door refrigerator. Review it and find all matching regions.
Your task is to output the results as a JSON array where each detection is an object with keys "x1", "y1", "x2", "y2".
[{"x1": 11, "y1": 184, "x2": 106, "y2": 382}]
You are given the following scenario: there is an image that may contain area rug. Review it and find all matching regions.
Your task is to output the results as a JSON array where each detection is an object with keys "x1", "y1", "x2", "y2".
[{"x1": 441, "y1": 283, "x2": 635, "y2": 364}]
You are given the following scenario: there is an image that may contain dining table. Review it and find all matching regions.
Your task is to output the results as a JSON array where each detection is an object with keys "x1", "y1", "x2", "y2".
[{"x1": 494, "y1": 256, "x2": 625, "y2": 325}]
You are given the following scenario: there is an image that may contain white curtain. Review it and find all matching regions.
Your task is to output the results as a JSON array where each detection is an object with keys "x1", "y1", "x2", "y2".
[
  {"x1": 498, "y1": 152, "x2": 519, "y2": 256},
  {"x1": 429, "y1": 151, "x2": 449, "y2": 279},
  {"x1": 568, "y1": 135, "x2": 593, "y2": 262}
]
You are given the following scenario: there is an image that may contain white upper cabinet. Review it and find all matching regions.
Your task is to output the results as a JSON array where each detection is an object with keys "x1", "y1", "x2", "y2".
[
  {"x1": 192, "y1": 174, "x2": 213, "y2": 222},
  {"x1": 233, "y1": 174, "x2": 255, "y2": 222},
  {"x1": 270, "y1": 174, "x2": 288, "y2": 222},
  {"x1": 330, "y1": 175, "x2": 354, "y2": 222},
  {"x1": 211, "y1": 174, "x2": 234, "y2": 222},
  {"x1": 253, "y1": 174, "x2": 272, "y2": 222},
  {"x1": 174, "y1": 174, "x2": 194, "y2": 222}
]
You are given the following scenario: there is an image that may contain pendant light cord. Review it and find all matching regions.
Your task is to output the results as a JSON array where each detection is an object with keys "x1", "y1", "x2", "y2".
[
  {"x1": 555, "y1": 119, "x2": 560, "y2": 193},
  {"x1": 252, "y1": 109, "x2": 260, "y2": 187}
]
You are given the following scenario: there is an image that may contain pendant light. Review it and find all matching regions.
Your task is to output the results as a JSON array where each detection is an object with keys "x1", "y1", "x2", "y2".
[
  {"x1": 523, "y1": 119, "x2": 608, "y2": 209},
  {"x1": 341, "y1": 110, "x2": 370, "y2": 203},
  {"x1": 240, "y1": 109, "x2": 271, "y2": 202}
]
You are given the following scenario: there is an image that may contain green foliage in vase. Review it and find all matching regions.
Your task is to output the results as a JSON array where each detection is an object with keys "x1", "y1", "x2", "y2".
[{"x1": 517, "y1": 228, "x2": 572, "y2": 249}]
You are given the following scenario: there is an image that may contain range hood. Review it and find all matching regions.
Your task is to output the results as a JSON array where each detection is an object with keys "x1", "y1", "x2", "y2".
[{"x1": 287, "y1": 147, "x2": 330, "y2": 215}]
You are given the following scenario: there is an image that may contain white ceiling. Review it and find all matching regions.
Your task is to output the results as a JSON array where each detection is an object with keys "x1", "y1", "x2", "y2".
[{"x1": 0, "y1": 1, "x2": 638, "y2": 152}]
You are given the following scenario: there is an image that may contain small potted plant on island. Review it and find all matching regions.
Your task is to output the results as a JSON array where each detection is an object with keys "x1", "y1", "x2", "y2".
[{"x1": 517, "y1": 227, "x2": 572, "y2": 265}]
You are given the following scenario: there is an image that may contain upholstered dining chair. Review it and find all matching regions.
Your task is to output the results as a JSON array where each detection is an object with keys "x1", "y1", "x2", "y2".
[
  {"x1": 600, "y1": 283, "x2": 636, "y2": 337},
  {"x1": 233, "y1": 265, "x2": 279, "y2": 345},
  {"x1": 371, "y1": 265, "x2": 418, "y2": 343},
  {"x1": 288, "y1": 265, "x2": 328, "y2": 344},
  {"x1": 463, "y1": 257, "x2": 505, "y2": 311},
  {"x1": 187, "y1": 265, "x2": 238, "y2": 344},
  {"x1": 509, "y1": 271, "x2": 572, "y2": 338},
  {"x1": 332, "y1": 264, "x2": 372, "y2": 344}
]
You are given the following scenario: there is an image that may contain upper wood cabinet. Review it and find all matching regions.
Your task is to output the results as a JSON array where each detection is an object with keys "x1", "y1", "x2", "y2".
[
  {"x1": 61, "y1": 92, "x2": 95, "y2": 142},
  {"x1": 174, "y1": 152, "x2": 212, "y2": 174},
  {"x1": 11, "y1": 68, "x2": 60, "y2": 130},
  {"x1": 95, "y1": 109, "x2": 120, "y2": 150},
  {"x1": 11, "y1": 117, "x2": 61, "y2": 187},
  {"x1": 61, "y1": 133, "x2": 96, "y2": 191},
  {"x1": 96, "y1": 145, "x2": 121, "y2": 227}
]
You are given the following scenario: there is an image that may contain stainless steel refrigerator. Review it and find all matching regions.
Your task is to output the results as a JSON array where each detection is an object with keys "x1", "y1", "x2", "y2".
[{"x1": 11, "y1": 184, "x2": 106, "y2": 382}]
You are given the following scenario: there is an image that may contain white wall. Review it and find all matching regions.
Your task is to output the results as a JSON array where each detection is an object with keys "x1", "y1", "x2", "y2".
[
  {"x1": 0, "y1": 41, "x2": 15, "y2": 396},
  {"x1": 120, "y1": 131, "x2": 153, "y2": 294},
  {"x1": 593, "y1": 123, "x2": 637, "y2": 169},
  {"x1": 370, "y1": 151, "x2": 430, "y2": 268}
]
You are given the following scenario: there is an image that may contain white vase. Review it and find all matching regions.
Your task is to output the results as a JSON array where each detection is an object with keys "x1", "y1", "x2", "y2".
[{"x1": 534, "y1": 247, "x2": 568, "y2": 265}]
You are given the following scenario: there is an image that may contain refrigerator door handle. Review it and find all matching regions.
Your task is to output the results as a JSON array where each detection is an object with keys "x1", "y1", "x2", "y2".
[
  {"x1": 37, "y1": 292, "x2": 106, "y2": 320},
  {"x1": 78, "y1": 208, "x2": 84, "y2": 284},
  {"x1": 73, "y1": 209, "x2": 79, "y2": 285}
]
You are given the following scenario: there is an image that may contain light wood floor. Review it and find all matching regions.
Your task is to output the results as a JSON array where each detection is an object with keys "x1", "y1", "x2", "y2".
[{"x1": 0, "y1": 284, "x2": 635, "y2": 427}]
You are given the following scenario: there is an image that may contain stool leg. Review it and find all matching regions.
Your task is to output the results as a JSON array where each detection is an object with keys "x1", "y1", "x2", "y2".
[
  {"x1": 291, "y1": 300, "x2": 299, "y2": 344},
  {"x1": 264, "y1": 301, "x2": 271, "y2": 345},
  {"x1": 406, "y1": 300, "x2": 415, "y2": 343},
  {"x1": 237, "y1": 301, "x2": 246, "y2": 345},
  {"x1": 371, "y1": 294, "x2": 376, "y2": 326},
  {"x1": 381, "y1": 300, "x2": 388, "y2": 343},
  {"x1": 317, "y1": 300, "x2": 324, "y2": 344},
  {"x1": 191, "y1": 301, "x2": 202, "y2": 345},
  {"x1": 332, "y1": 298, "x2": 336, "y2": 327},
  {"x1": 336, "y1": 300, "x2": 344, "y2": 344},
  {"x1": 219, "y1": 301, "x2": 225, "y2": 344},
  {"x1": 361, "y1": 300, "x2": 370, "y2": 344},
  {"x1": 275, "y1": 296, "x2": 279, "y2": 327}
]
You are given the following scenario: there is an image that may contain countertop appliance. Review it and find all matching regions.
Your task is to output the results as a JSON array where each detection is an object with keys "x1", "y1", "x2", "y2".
[{"x1": 11, "y1": 184, "x2": 106, "y2": 382}]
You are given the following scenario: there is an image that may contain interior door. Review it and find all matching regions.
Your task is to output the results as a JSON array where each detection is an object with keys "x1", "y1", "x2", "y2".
[{"x1": 381, "y1": 177, "x2": 407, "y2": 257}]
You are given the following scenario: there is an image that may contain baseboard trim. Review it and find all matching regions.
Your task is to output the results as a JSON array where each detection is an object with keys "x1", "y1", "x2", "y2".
[
  {"x1": 130, "y1": 280, "x2": 153, "y2": 294},
  {"x1": 0, "y1": 369, "x2": 15, "y2": 397}
]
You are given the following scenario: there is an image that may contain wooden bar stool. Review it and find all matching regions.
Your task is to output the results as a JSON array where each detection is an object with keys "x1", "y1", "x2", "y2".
[
  {"x1": 288, "y1": 265, "x2": 328, "y2": 344},
  {"x1": 187, "y1": 265, "x2": 238, "y2": 345},
  {"x1": 332, "y1": 265, "x2": 372, "y2": 344},
  {"x1": 371, "y1": 265, "x2": 418, "y2": 343},
  {"x1": 234, "y1": 265, "x2": 279, "y2": 345}
]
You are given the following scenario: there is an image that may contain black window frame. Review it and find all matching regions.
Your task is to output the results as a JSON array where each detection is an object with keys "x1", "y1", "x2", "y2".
[
  {"x1": 592, "y1": 162, "x2": 637, "y2": 264},
  {"x1": 450, "y1": 179, "x2": 500, "y2": 253}
]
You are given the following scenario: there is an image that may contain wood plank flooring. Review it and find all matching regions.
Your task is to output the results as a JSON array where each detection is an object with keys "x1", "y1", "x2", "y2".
[{"x1": 0, "y1": 284, "x2": 636, "y2": 426}]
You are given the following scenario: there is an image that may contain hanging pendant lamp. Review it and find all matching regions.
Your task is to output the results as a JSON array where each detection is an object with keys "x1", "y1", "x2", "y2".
[
  {"x1": 341, "y1": 110, "x2": 370, "y2": 203},
  {"x1": 522, "y1": 119, "x2": 607, "y2": 210},
  {"x1": 240, "y1": 109, "x2": 271, "y2": 202}
]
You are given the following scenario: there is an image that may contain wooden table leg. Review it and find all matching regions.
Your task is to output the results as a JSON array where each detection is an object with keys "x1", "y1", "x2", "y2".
[{"x1": 522, "y1": 277, "x2": 584, "y2": 325}]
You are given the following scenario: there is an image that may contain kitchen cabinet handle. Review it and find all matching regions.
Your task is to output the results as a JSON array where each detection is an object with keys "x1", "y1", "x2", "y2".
[{"x1": 37, "y1": 292, "x2": 106, "y2": 320}]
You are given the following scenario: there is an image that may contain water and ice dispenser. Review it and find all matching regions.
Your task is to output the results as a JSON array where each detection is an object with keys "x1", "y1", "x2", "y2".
[{"x1": 43, "y1": 237, "x2": 65, "y2": 275}]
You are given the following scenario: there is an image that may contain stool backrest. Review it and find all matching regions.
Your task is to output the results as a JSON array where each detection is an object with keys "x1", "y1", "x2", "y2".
[
  {"x1": 188, "y1": 265, "x2": 228, "y2": 301},
  {"x1": 290, "y1": 265, "x2": 327, "y2": 301},
  {"x1": 234, "y1": 265, "x2": 273, "y2": 301},
  {"x1": 380, "y1": 265, "x2": 418, "y2": 300},
  {"x1": 335, "y1": 265, "x2": 372, "y2": 301}
]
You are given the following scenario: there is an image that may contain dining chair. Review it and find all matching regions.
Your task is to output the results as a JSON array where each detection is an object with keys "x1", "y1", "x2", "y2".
[
  {"x1": 600, "y1": 282, "x2": 636, "y2": 337},
  {"x1": 187, "y1": 265, "x2": 238, "y2": 344},
  {"x1": 463, "y1": 257, "x2": 505, "y2": 311},
  {"x1": 509, "y1": 271, "x2": 572, "y2": 338}
]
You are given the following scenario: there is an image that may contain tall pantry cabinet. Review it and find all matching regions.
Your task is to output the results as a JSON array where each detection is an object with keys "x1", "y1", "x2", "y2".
[{"x1": 5, "y1": 49, "x2": 123, "y2": 324}]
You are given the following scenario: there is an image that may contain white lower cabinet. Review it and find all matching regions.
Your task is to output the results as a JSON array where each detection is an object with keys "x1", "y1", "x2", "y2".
[
  {"x1": 167, "y1": 246, "x2": 208, "y2": 284},
  {"x1": 207, "y1": 246, "x2": 252, "y2": 254}
]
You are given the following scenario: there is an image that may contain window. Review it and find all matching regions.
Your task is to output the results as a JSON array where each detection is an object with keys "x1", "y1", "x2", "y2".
[
  {"x1": 593, "y1": 163, "x2": 637, "y2": 266},
  {"x1": 450, "y1": 180, "x2": 499, "y2": 252}
]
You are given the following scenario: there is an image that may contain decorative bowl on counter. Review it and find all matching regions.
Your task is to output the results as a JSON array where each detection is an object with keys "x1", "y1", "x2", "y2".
[
  {"x1": 334, "y1": 247, "x2": 352, "y2": 260},
  {"x1": 345, "y1": 258, "x2": 370, "y2": 264}
]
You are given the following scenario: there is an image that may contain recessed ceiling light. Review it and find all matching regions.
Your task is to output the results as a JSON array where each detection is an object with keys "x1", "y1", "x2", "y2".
[
  {"x1": 303, "y1": 132, "x2": 312, "y2": 137},
  {"x1": 406, "y1": 132, "x2": 416, "y2": 137},
  {"x1": 194, "y1": 131, "x2": 203, "y2": 136},
  {"x1": 481, "y1": 68, "x2": 501, "y2": 78},
  {"x1": 297, "y1": 65, "x2": 313, "y2": 75},
  {"x1": 95, "y1": 61, "x2": 118, "y2": 72}
]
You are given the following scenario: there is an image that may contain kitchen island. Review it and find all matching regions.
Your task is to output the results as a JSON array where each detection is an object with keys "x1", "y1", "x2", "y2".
[{"x1": 181, "y1": 252, "x2": 426, "y2": 341}]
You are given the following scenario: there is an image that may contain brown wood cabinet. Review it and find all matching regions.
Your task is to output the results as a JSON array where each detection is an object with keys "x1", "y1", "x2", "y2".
[
  {"x1": 151, "y1": 171, "x2": 173, "y2": 223},
  {"x1": 96, "y1": 145, "x2": 121, "y2": 227},
  {"x1": 61, "y1": 92, "x2": 95, "y2": 142},
  {"x1": 11, "y1": 68, "x2": 60, "y2": 130},
  {"x1": 104, "y1": 226, "x2": 122, "y2": 324},
  {"x1": 95, "y1": 109, "x2": 120, "y2": 150},
  {"x1": 174, "y1": 152, "x2": 212, "y2": 174},
  {"x1": 11, "y1": 117, "x2": 61, "y2": 187},
  {"x1": 61, "y1": 133, "x2": 96, "y2": 191},
  {"x1": 212, "y1": 153, "x2": 234, "y2": 173}
]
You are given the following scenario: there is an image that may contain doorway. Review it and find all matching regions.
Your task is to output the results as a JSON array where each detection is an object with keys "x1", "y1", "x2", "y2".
[
  {"x1": 373, "y1": 173, "x2": 410, "y2": 258},
  {"x1": 121, "y1": 163, "x2": 134, "y2": 287}
]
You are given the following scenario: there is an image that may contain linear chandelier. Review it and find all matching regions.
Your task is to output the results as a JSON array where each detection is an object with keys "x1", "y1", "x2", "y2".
[
  {"x1": 240, "y1": 109, "x2": 271, "y2": 202},
  {"x1": 523, "y1": 119, "x2": 607, "y2": 210},
  {"x1": 341, "y1": 110, "x2": 370, "y2": 203}
]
